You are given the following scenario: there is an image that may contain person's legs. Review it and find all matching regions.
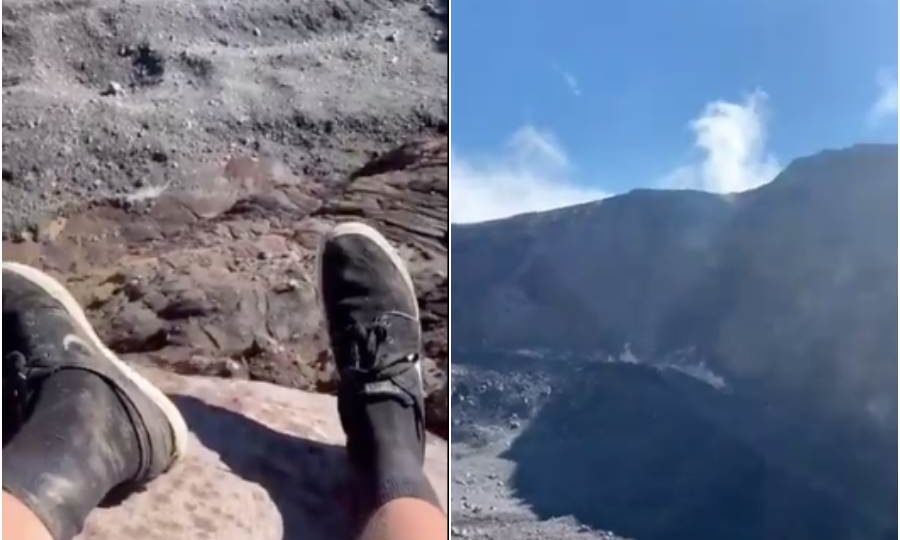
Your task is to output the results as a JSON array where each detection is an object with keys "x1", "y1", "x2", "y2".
[
  {"x1": 1, "y1": 263, "x2": 187, "y2": 540},
  {"x1": 318, "y1": 222, "x2": 446, "y2": 540}
]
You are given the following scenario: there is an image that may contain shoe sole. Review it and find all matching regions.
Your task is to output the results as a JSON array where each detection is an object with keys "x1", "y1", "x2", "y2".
[
  {"x1": 316, "y1": 221, "x2": 423, "y2": 379},
  {"x1": 2, "y1": 262, "x2": 189, "y2": 462}
]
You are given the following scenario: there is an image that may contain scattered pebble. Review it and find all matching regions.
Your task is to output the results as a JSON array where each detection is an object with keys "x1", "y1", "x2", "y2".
[
  {"x1": 13, "y1": 229, "x2": 33, "y2": 243},
  {"x1": 274, "y1": 279, "x2": 300, "y2": 293},
  {"x1": 102, "y1": 81, "x2": 125, "y2": 96}
]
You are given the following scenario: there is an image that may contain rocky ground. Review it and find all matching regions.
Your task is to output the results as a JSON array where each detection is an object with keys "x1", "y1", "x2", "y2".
[
  {"x1": 2, "y1": 0, "x2": 448, "y2": 433},
  {"x1": 451, "y1": 361, "x2": 628, "y2": 540},
  {"x1": 3, "y1": 0, "x2": 447, "y2": 233}
]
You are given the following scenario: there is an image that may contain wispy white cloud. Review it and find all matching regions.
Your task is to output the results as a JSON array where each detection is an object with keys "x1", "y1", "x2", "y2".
[
  {"x1": 454, "y1": 91, "x2": 784, "y2": 222},
  {"x1": 562, "y1": 71, "x2": 581, "y2": 97},
  {"x1": 553, "y1": 65, "x2": 581, "y2": 97},
  {"x1": 508, "y1": 125, "x2": 569, "y2": 168},
  {"x1": 869, "y1": 68, "x2": 897, "y2": 124},
  {"x1": 451, "y1": 126, "x2": 608, "y2": 223},
  {"x1": 663, "y1": 90, "x2": 781, "y2": 193}
]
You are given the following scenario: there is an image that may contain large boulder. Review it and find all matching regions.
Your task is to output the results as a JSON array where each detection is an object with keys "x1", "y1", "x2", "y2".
[{"x1": 77, "y1": 367, "x2": 447, "y2": 540}]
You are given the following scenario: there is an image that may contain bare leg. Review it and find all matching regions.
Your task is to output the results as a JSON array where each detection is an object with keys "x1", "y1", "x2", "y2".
[
  {"x1": 359, "y1": 497, "x2": 446, "y2": 540},
  {"x1": 3, "y1": 492, "x2": 54, "y2": 540}
]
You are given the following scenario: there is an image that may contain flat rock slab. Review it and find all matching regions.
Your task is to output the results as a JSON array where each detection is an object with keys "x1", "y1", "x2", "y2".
[{"x1": 77, "y1": 368, "x2": 447, "y2": 540}]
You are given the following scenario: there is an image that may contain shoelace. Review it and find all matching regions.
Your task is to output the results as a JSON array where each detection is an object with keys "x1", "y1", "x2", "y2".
[
  {"x1": 342, "y1": 310, "x2": 426, "y2": 450},
  {"x1": 3, "y1": 350, "x2": 55, "y2": 430},
  {"x1": 344, "y1": 310, "x2": 420, "y2": 382}
]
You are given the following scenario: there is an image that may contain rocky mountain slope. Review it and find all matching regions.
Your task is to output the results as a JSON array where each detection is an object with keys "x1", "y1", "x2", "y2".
[
  {"x1": 3, "y1": 0, "x2": 449, "y2": 433},
  {"x1": 454, "y1": 144, "x2": 896, "y2": 430},
  {"x1": 451, "y1": 360, "x2": 629, "y2": 540},
  {"x1": 452, "y1": 144, "x2": 897, "y2": 540}
]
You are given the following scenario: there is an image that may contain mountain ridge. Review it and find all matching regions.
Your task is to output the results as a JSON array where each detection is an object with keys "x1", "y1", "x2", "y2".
[
  {"x1": 453, "y1": 142, "x2": 896, "y2": 229},
  {"x1": 451, "y1": 142, "x2": 897, "y2": 540}
]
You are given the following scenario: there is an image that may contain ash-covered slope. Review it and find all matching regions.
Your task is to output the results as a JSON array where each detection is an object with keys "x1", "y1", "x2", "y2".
[
  {"x1": 452, "y1": 144, "x2": 897, "y2": 539},
  {"x1": 2, "y1": 0, "x2": 447, "y2": 234},
  {"x1": 453, "y1": 144, "x2": 896, "y2": 426},
  {"x1": 506, "y1": 361, "x2": 896, "y2": 540}
]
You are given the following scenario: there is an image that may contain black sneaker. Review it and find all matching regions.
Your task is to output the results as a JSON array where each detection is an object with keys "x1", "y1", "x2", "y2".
[
  {"x1": 2, "y1": 262, "x2": 187, "y2": 478},
  {"x1": 317, "y1": 222, "x2": 426, "y2": 471}
]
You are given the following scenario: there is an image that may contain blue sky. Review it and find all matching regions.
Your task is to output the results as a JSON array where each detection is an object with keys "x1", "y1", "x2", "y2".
[{"x1": 451, "y1": 0, "x2": 898, "y2": 222}]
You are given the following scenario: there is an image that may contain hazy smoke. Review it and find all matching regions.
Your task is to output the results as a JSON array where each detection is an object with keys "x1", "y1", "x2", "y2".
[{"x1": 666, "y1": 90, "x2": 782, "y2": 193}]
